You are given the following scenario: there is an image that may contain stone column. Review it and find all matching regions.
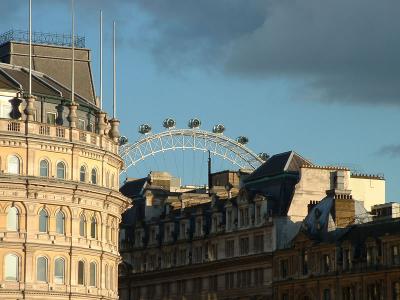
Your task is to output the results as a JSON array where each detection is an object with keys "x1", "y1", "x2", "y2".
[
  {"x1": 108, "y1": 118, "x2": 120, "y2": 143},
  {"x1": 96, "y1": 111, "x2": 107, "y2": 135},
  {"x1": 67, "y1": 103, "x2": 79, "y2": 128},
  {"x1": 24, "y1": 95, "x2": 36, "y2": 121}
]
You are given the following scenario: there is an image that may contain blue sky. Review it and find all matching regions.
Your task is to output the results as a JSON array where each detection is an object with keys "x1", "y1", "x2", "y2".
[{"x1": 1, "y1": 0, "x2": 399, "y2": 202}]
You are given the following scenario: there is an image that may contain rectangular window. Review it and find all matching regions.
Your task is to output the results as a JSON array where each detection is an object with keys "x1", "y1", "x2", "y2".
[
  {"x1": 177, "y1": 280, "x2": 186, "y2": 295},
  {"x1": 225, "y1": 272, "x2": 234, "y2": 289},
  {"x1": 46, "y1": 112, "x2": 56, "y2": 125},
  {"x1": 237, "y1": 270, "x2": 251, "y2": 288},
  {"x1": 78, "y1": 119, "x2": 86, "y2": 130},
  {"x1": 209, "y1": 275, "x2": 218, "y2": 291},
  {"x1": 179, "y1": 249, "x2": 187, "y2": 265},
  {"x1": 209, "y1": 243, "x2": 218, "y2": 261},
  {"x1": 147, "y1": 285, "x2": 155, "y2": 299},
  {"x1": 322, "y1": 254, "x2": 330, "y2": 273},
  {"x1": 193, "y1": 246, "x2": 203, "y2": 263},
  {"x1": 256, "y1": 204, "x2": 261, "y2": 224},
  {"x1": 254, "y1": 234, "x2": 264, "y2": 253},
  {"x1": 225, "y1": 240, "x2": 235, "y2": 258},
  {"x1": 193, "y1": 277, "x2": 202, "y2": 293},
  {"x1": 180, "y1": 223, "x2": 186, "y2": 239},
  {"x1": 392, "y1": 245, "x2": 400, "y2": 265},
  {"x1": 254, "y1": 268, "x2": 264, "y2": 286},
  {"x1": 280, "y1": 259, "x2": 288, "y2": 279},
  {"x1": 161, "y1": 282, "x2": 170, "y2": 298},
  {"x1": 323, "y1": 289, "x2": 331, "y2": 300},
  {"x1": 149, "y1": 255, "x2": 156, "y2": 270},
  {"x1": 302, "y1": 251, "x2": 308, "y2": 275},
  {"x1": 227, "y1": 210, "x2": 232, "y2": 230},
  {"x1": 239, "y1": 237, "x2": 249, "y2": 255}
]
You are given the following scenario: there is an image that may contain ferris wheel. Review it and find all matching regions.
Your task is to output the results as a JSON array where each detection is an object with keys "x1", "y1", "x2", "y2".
[{"x1": 119, "y1": 118, "x2": 269, "y2": 184}]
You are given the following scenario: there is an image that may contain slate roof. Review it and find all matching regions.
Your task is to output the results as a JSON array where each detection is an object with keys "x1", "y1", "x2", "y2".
[
  {"x1": 120, "y1": 178, "x2": 148, "y2": 198},
  {"x1": 244, "y1": 151, "x2": 312, "y2": 182},
  {"x1": 0, "y1": 63, "x2": 94, "y2": 105}
]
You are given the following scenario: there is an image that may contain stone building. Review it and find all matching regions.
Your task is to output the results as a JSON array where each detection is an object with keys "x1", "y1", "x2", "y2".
[
  {"x1": 273, "y1": 190, "x2": 400, "y2": 300},
  {"x1": 118, "y1": 152, "x2": 386, "y2": 300},
  {"x1": 0, "y1": 31, "x2": 130, "y2": 299}
]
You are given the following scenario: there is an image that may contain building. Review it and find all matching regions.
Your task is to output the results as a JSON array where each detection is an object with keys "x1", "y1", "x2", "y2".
[
  {"x1": 0, "y1": 31, "x2": 130, "y2": 299},
  {"x1": 372, "y1": 202, "x2": 400, "y2": 220},
  {"x1": 118, "y1": 151, "x2": 386, "y2": 299},
  {"x1": 273, "y1": 190, "x2": 400, "y2": 300}
]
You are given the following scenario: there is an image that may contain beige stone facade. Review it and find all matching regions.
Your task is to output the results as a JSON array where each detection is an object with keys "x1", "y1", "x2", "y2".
[{"x1": 0, "y1": 40, "x2": 130, "y2": 299}]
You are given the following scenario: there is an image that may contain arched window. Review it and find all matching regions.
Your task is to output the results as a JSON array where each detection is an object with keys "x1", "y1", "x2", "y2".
[
  {"x1": 89, "y1": 262, "x2": 97, "y2": 286},
  {"x1": 39, "y1": 160, "x2": 49, "y2": 177},
  {"x1": 39, "y1": 209, "x2": 48, "y2": 233},
  {"x1": 105, "y1": 264, "x2": 109, "y2": 289},
  {"x1": 5, "y1": 254, "x2": 19, "y2": 281},
  {"x1": 56, "y1": 210, "x2": 65, "y2": 234},
  {"x1": 7, "y1": 155, "x2": 20, "y2": 174},
  {"x1": 78, "y1": 260, "x2": 85, "y2": 285},
  {"x1": 56, "y1": 162, "x2": 66, "y2": 179},
  {"x1": 54, "y1": 258, "x2": 65, "y2": 284},
  {"x1": 37, "y1": 256, "x2": 48, "y2": 282},
  {"x1": 91, "y1": 168, "x2": 97, "y2": 184},
  {"x1": 90, "y1": 216, "x2": 97, "y2": 239},
  {"x1": 7, "y1": 207, "x2": 19, "y2": 231},
  {"x1": 79, "y1": 214, "x2": 86, "y2": 237},
  {"x1": 80, "y1": 166, "x2": 86, "y2": 182}
]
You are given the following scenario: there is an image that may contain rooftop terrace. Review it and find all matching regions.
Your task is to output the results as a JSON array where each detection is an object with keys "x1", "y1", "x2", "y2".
[{"x1": 0, "y1": 29, "x2": 85, "y2": 48}]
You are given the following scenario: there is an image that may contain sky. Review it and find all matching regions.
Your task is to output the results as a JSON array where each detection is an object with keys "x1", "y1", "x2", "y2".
[{"x1": 1, "y1": 0, "x2": 399, "y2": 202}]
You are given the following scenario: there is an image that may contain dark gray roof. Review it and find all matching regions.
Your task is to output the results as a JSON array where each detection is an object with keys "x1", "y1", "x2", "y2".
[
  {"x1": 244, "y1": 151, "x2": 312, "y2": 182},
  {"x1": 120, "y1": 177, "x2": 148, "y2": 198},
  {"x1": 0, "y1": 63, "x2": 91, "y2": 105}
]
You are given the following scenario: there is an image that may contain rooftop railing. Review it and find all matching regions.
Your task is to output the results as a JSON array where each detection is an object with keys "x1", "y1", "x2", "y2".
[{"x1": 0, "y1": 29, "x2": 85, "y2": 48}]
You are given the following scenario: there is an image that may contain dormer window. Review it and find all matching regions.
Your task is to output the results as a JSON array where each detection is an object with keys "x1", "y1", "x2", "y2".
[
  {"x1": 135, "y1": 230, "x2": 142, "y2": 247},
  {"x1": 392, "y1": 245, "x2": 400, "y2": 265},
  {"x1": 165, "y1": 224, "x2": 172, "y2": 242},
  {"x1": 240, "y1": 207, "x2": 249, "y2": 227},
  {"x1": 367, "y1": 246, "x2": 376, "y2": 266},
  {"x1": 150, "y1": 228, "x2": 156, "y2": 243},
  {"x1": 255, "y1": 204, "x2": 261, "y2": 224}
]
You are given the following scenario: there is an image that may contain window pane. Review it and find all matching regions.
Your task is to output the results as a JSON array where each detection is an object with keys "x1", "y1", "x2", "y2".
[
  {"x1": 79, "y1": 215, "x2": 86, "y2": 237},
  {"x1": 57, "y1": 162, "x2": 65, "y2": 179},
  {"x1": 47, "y1": 113, "x2": 56, "y2": 125},
  {"x1": 7, "y1": 207, "x2": 18, "y2": 231},
  {"x1": 89, "y1": 262, "x2": 96, "y2": 286},
  {"x1": 39, "y1": 209, "x2": 48, "y2": 233},
  {"x1": 40, "y1": 160, "x2": 49, "y2": 177},
  {"x1": 5, "y1": 254, "x2": 18, "y2": 281},
  {"x1": 78, "y1": 119, "x2": 86, "y2": 130},
  {"x1": 56, "y1": 211, "x2": 65, "y2": 234},
  {"x1": 80, "y1": 166, "x2": 86, "y2": 182},
  {"x1": 54, "y1": 258, "x2": 65, "y2": 284},
  {"x1": 91, "y1": 169, "x2": 97, "y2": 184},
  {"x1": 91, "y1": 217, "x2": 97, "y2": 238},
  {"x1": 78, "y1": 261, "x2": 85, "y2": 285},
  {"x1": 8, "y1": 155, "x2": 20, "y2": 174},
  {"x1": 37, "y1": 257, "x2": 48, "y2": 282}
]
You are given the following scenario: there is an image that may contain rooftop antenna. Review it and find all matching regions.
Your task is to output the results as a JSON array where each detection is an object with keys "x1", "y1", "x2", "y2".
[
  {"x1": 28, "y1": 0, "x2": 32, "y2": 96},
  {"x1": 71, "y1": 0, "x2": 75, "y2": 105},
  {"x1": 99, "y1": 10, "x2": 103, "y2": 110},
  {"x1": 208, "y1": 150, "x2": 212, "y2": 196},
  {"x1": 113, "y1": 20, "x2": 116, "y2": 119}
]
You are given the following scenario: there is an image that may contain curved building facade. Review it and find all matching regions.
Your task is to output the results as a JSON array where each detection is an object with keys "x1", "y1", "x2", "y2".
[{"x1": 0, "y1": 37, "x2": 130, "y2": 300}]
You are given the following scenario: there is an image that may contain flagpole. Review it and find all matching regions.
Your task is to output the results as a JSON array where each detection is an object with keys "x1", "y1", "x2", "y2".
[
  {"x1": 29, "y1": 0, "x2": 32, "y2": 96},
  {"x1": 100, "y1": 10, "x2": 103, "y2": 110},
  {"x1": 113, "y1": 20, "x2": 116, "y2": 119},
  {"x1": 71, "y1": 0, "x2": 75, "y2": 104}
]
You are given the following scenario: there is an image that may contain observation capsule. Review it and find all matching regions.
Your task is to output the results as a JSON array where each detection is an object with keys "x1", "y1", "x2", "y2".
[
  {"x1": 138, "y1": 124, "x2": 152, "y2": 134},
  {"x1": 236, "y1": 136, "x2": 249, "y2": 145},
  {"x1": 212, "y1": 124, "x2": 225, "y2": 134},
  {"x1": 188, "y1": 118, "x2": 201, "y2": 129},
  {"x1": 163, "y1": 118, "x2": 176, "y2": 129}
]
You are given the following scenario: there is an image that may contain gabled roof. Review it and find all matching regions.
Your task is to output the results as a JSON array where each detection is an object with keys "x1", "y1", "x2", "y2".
[{"x1": 244, "y1": 151, "x2": 312, "y2": 182}]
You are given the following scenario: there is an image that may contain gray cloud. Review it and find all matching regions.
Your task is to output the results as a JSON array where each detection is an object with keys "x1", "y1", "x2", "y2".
[
  {"x1": 378, "y1": 145, "x2": 400, "y2": 157},
  {"x1": 133, "y1": 0, "x2": 400, "y2": 105}
]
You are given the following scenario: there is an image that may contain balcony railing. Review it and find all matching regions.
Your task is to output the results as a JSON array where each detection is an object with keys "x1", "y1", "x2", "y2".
[{"x1": 0, "y1": 119, "x2": 117, "y2": 154}]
